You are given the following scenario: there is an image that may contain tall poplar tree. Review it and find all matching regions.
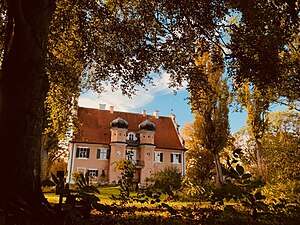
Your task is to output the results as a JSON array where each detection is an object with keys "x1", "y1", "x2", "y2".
[
  {"x1": 188, "y1": 43, "x2": 230, "y2": 184},
  {"x1": 237, "y1": 84, "x2": 272, "y2": 178}
]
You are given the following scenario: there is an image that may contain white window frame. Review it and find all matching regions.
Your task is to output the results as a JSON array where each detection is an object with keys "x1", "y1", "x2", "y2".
[
  {"x1": 154, "y1": 151, "x2": 163, "y2": 163},
  {"x1": 97, "y1": 148, "x2": 108, "y2": 160},
  {"x1": 88, "y1": 169, "x2": 98, "y2": 178},
  {"x1": 77, "y1": 147, "x2": 90, "y2": 159},
  {"x1": 171, "y1": 153, "x2": 181, "y2": 164}
]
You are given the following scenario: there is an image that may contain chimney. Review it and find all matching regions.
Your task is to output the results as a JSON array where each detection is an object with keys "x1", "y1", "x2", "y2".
[
  {"x1": 142, "y1": 109, "x2": 146, "y2": 117},
  {"x1": 99, "y1": 104, "x2": 106, "y2": 110},
  {"x1": 109, "y1": 105, "x2": 114, "y2": 114},
  {"x1": 154, "y1": 110, "x2": 159, "y2": 119}
]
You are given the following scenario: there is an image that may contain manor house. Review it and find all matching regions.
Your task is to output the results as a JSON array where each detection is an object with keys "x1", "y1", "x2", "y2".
[{"x1": 66, "y1": 105, "x2": 186, "y2": 185}]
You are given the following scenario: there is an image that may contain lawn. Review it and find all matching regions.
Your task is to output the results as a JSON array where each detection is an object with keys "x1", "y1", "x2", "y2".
[{"x1": 44, "y1": 185, "x2": 120, "y2": 205}]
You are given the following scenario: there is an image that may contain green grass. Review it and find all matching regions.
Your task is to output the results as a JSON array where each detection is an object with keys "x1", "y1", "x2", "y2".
[
  {"x1": 44, "y1": 185, "x2": 120, "y2": 205},
  {"x1": 43, "y1": 185, "x2": 190, "y2": 207},
  {"x1": 95, "y1": 186, "x2": 120, "y2": 204}
]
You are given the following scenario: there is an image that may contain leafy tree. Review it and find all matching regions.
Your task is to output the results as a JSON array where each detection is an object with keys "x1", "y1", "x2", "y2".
[
  {"x1": 228, "y1": 0, "x2": 299, "y2": 100},
  {"x1": 181, "y1": 122, "x2": 215, "y2": 186},
  {"x1": 234, "y1": 110, "x2": 300, "y2": 201},
  {"x1": 262, "y1": 110, "x2": 300, "y2": 201},
  {"x1": 188, "y1": 43, "x2": 230, "y2": 184},
  {"x1": 233, "y1": 127, "x2": 257, "y2": 174},
  {"x1": 147, "y1": 166, "x2": 182, "y2": 198},
  {"x1": 41, "y1": 135, "x2": 68, "y2": 180},
  {"x1": 237, "y1": 83, "x2": 273, "y2": 178}
]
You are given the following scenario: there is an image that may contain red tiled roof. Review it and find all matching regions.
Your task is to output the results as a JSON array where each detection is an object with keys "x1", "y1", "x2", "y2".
[{"x1": 73, "y1": 107, "x2": 186, "y2": 150}]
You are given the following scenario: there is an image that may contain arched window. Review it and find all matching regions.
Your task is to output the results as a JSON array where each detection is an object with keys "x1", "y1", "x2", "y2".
[
  {"x1": 129, "y1": 133, "x2": 134, "y2": 140},
  {"x1": 126, "y1": 132, "x2": 136, "y2": 141}
]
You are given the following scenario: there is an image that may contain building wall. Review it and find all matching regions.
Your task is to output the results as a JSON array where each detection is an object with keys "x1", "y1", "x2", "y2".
[
  {"x1": 110, "y1": 128, "x2": 127, "y2": 143},
  {"x1": 153, "y1": 148, "x2": 183, "y2": 173},
  {"x1": 139, "y1": 130, "x2": 155, "y2": 144},
  {"x1": 68, "y1": 143, "x2": 185, "y2": 185},
  {"x1": 109, "y1": 143, "x2": 127, "y2": 183},
  {"x1": 67, "y1": 142, "x2": 110, "y2": 183}
]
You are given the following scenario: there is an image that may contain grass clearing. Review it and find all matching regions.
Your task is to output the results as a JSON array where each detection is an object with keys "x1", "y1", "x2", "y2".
[
  {"x1": 44, "y1": 185, "x2": 120, "y2": 205},
  {"x1": 43, "y1": 185, "x2": 197, "y2": 208}
]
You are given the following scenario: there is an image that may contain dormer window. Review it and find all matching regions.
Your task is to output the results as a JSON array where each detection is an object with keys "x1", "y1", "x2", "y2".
[{"x1": 126, "y1": 132, "x2": 137, "y2": 141}]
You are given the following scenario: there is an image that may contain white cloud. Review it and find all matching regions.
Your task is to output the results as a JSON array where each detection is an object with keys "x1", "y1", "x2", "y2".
[{"x1": 78, "y1": 71, "x2": 186, "y2": 112}]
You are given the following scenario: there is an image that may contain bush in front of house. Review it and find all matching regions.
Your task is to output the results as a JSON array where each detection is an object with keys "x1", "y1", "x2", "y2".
[{"x1": 146, "y1": 166, "x2": 183, "y2": 199}]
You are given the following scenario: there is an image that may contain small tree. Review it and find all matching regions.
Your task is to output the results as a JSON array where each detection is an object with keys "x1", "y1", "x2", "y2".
[{"x1": 147, "y1": 166, "x2": 182, "y2": 198}]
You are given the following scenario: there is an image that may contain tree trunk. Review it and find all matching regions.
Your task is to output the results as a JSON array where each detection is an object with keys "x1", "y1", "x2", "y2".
[
  {"x1": 213, "y1": 152, "x2": 224, "y2": 184},
  {"x1": 0, "y1": 0, "x2": 55, "y2": 222},
  {"x1": 255, "y1": 139, "x2": 265, "y2": 178}
]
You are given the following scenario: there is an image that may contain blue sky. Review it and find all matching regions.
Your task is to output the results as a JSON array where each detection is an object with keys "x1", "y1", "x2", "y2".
[{"x1": 78, "y1": 72, "x2": 247, "y2": 134}]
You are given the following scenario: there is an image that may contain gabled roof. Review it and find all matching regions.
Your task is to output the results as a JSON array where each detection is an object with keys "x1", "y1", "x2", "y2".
[{"x1": 73, "y1": 107, "x2": 186, "y2": 150}]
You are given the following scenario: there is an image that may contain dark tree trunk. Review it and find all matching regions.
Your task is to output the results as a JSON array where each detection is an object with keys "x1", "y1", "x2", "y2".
[
  {"x1": 255, "y1": 139, "x2": 265, "y2": 179},
  {"x1": 0, "y1": 0, "x2": 55, "y2": 222},
  {"x1": 213, "y1": 152, "x2": 224, "y2": 185}
]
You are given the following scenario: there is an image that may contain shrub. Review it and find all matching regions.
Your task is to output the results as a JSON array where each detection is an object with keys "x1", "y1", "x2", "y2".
[
  {"x1": 147, "y1": 166, "x2": 183, "y2": 198},
  {"x1": 72, "y1": 171, "x2": 83, "y2": 184}
]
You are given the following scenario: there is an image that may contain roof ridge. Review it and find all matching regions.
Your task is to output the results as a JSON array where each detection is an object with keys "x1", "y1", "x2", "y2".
[{"x1": 79, "y1": 106, "x2": 172, "y2": 119}]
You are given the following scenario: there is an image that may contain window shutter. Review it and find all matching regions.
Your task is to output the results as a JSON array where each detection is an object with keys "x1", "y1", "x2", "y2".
[
  {"x1": 171, "y1": 153, "x2": 173, "y2": 163},
  {"x1": 95, "y1": 170, "x2": 98, "y2": 177},
  {"x1": 86, "y1": 148, "x2": 90, "y2": 158},
  {"x1": 76, "y1": 148, "x2": 80, "y2": 158},
  {"x1": 179, "y1": 154, "x2": 182, "y2": 163},
  {"x1": 160, "y1": 153, "x2": 163, "y2": 162},
  {"x1": 97, "y1": 149, "x2": 100, "y2": 159},
  {"x1": 106, "y1": 149, "x2": 110, "y2": 159}
]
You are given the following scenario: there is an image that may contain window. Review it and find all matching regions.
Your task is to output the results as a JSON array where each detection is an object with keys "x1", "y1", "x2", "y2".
[
  {"x1": 126, "y1": 149, "x2": 137, "y2": 161},
  {"x1": 97, "y1": 149, "x2": 110, "y2": 159},
  {"x1": 171, "y1": 153, "x2": 181, "y2": 164},
  {"x1": 154, "y1": 152, "x2": 163, "y2": 163},
  {"x1": 126, "y1": 132, "x2": 137, "y2": 141},
  {"x1": 88, "y1": 169, "x2": 98, "y2": 178},
  {"x1": 129, "y1": 134, "x2": 134, "y2": 140},
  {"x1": 76, "y1": 147, "x2": 90, "y2": 158}
]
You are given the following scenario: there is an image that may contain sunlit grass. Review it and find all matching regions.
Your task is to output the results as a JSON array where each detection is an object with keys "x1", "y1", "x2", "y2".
[
  {"x1": 43, "y1": 185, "x2": 200, "y2": 208},
  {"x1": 44, "y1": 185, "x2": 120, "y2": 205}
]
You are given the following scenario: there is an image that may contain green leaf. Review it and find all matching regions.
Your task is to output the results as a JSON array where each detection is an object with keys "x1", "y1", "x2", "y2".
[
  {"x1": 79, "y1": 173, "x2": 86, "y2": 185},
  {"x1": 51, "y1": 173, "x2": 60, "y2": 186},
  {"x1": 241, "y1": 173, "x2": 251, "y2": 180},
  {"x1": 254, "y1": 192, "x2": 266, "y2": 200},
  {"x1": 236, "y1": 164, "x2": 244, "y2": 175},
  {"x1": 233, "y1": 148, "x2": 242, "y2": 157},
  {"x1": 229, "y1": 168, "x2": 239, "y2": 179},
  {"x1": 41, "y1": 179, "x2": 56, "y2": 187},
  {"x1": 84, "y1": 172, "x2": 89, "y2": 185},
  {"x1": 90, "y1": 185, "x2": 100, "y2": 194}
]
